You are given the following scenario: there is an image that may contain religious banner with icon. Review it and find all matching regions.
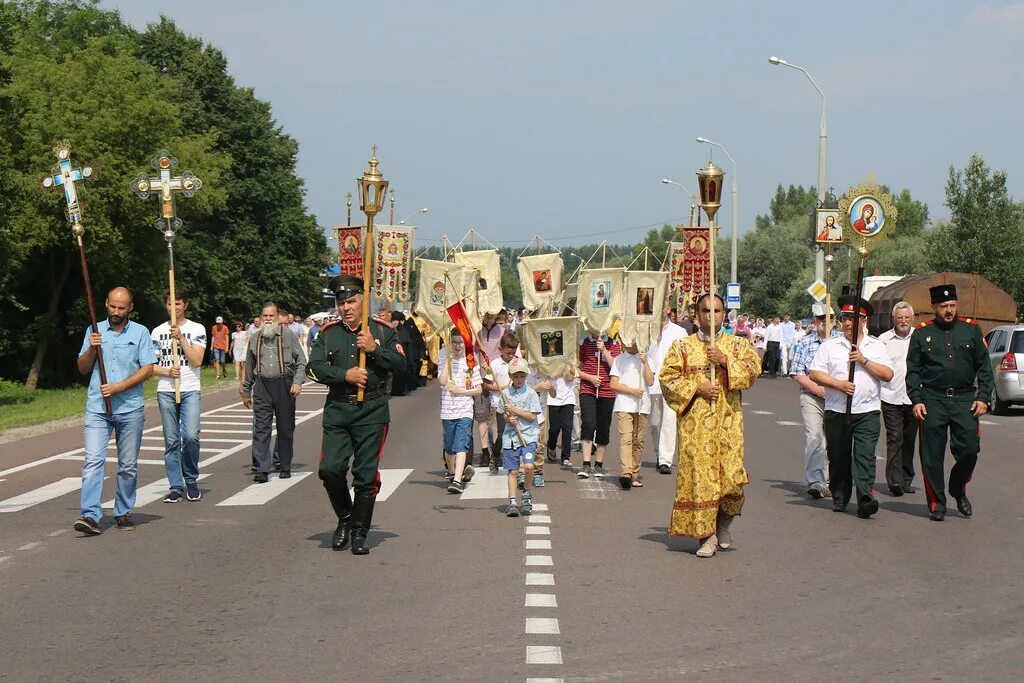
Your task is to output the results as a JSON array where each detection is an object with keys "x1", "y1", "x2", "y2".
[
  {"x1": 577, "y1": 267, "x2": 625, "y2": 335},
  {"x1": 415, "y1": 259, "x2": 479, "y2": 336},
  {"x1": 372, "y1": 225, "x2": 413, "y2": 301},
  {"x1": 454, "y1": 249, "x2": 503, "y2": 317},
  {"x1": 336, "y1": 226, "x2": 364, "y2": 277},
  {"x1": 666, "y1": 240, "x2": 688, "y2": 315},
  {"x1": 619, "y1": 270, "x2": 668, "y2": 351},
  {"x1": 815, "y1": 209, "x2": 843, "y2": 244},
  {"x1": 674, "y1": 227, "x2": 711, "y2": 294},
  {"x1": 517, "y1": 252, "x2": 564, "y2": 316},
  {"x1": 521, "y1": 316, "x2": 579, "y2": 378}
]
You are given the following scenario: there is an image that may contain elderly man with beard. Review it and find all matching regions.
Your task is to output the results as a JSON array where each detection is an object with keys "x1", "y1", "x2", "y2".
[
  {"x1": 878, "y1": 301, "x2": 918, "y2": 497},
  {"x1": 906, "y1": 285, "x2": 994, "y2": 521},
  {"x1": 241, "y1": 302, "x2": 306, "y2": 482},
  {"x1": 809, "y1": 295, "x2": 894, "y2": 519},
  {"x1": 73, "y1": 287, "x2": 156, "y2": 535},
  {"x1": 306, "y1": 275, "x2": 406, "y2": 555}
]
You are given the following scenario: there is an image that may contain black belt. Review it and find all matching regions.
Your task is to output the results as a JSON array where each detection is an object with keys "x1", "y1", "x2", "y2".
[
  {"x1": 924, "y1": 384, "x2": 976, "y2": 397},
  {"x1": 336, "y1": 390, "x2": 385, "y2": 403}
]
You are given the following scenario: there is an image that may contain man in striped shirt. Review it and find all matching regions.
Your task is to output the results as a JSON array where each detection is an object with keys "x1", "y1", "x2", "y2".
[{"x1": 576, "y1": 327, "x2": 621, "y2": 478}]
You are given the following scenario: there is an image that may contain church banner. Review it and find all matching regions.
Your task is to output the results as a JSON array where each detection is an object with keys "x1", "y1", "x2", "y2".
[
  {"x1": 619, "y1": 270, "x2": 668, "y2": 351},
  {"x1": 372, "y1": 225, "x2": 413, "y2": 302},
  {"x1": 336, "y1": 226, "x2": 364, "y2": 277},
  {"x1": 521, "y1": 316, "x2": 579, "y2": 378},
  {"x1": 673, "y1": 227, "x2": 711, "y2": 295},
  {"x1": 454, "y1": 249, "x2": 504, "y2": 317},
  {"x1": 517, "y1": 252, "x2": 564, "y2": 316},
  {"x1": 577, "y1": 268, "x2": 625, "y2": 335},
  {"x1": 414, "y1": 259, "x2": 478, "y2": 336}
]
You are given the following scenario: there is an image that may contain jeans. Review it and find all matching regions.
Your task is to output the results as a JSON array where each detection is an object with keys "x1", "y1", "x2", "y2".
[
  {"x1": 81, "y1": 407, "x2": 145, "y2": 520},
  {"x1": 799, "y1": 392, "x2": 827, "y2": 486},
  {"x1": 157, "y1": 391, "x2": 201, "y2": 493}
]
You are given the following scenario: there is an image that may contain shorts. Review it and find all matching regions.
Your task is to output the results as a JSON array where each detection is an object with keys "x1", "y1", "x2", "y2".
[
  {"x1": 473, "y1": 390, "x2": 494, "y2": 422},
  {"x1": 442, "y1": 417, "x2": 473, "y2": 455},
  {"x1": 502, "y1": 442, "x2": 537, "y2": 471},
  {"x1": 211, "y1": 348, "x2": 226, "y2": 363}
]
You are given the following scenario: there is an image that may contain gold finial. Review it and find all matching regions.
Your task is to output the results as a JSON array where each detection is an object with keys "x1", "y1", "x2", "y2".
[{"x1": 866, "y1": 172, "x2": 877, "y2": 185}]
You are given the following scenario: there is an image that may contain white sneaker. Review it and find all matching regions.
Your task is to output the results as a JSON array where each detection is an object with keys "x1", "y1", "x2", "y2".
[
  {"x1": 717, "y1": 516, "x2": 733, "y2": 549},
  {"x1": 696, "y1": 535, "x2": 718, "y2": 558}
]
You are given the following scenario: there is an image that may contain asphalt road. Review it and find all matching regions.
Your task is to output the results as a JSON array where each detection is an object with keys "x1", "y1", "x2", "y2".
[{"x1": 1, "y1": 377, "x2": 1022, "y2": 682}]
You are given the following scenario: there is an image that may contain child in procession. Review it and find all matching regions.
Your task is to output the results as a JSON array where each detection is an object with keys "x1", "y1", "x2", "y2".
[
  {"x1": 497, "y1": 358, "x2": 542, "y2": 517},
  {"x1": 437, "y1": 331, "x2": 481, "y2": 493},
  {"x1": 609, "y1": 340, "x2": 654, "y2": 490}
]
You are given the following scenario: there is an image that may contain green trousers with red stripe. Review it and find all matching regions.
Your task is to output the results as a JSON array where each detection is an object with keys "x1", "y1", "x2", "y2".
[
  {"x1": 919, "y1": 393, "x2": 979, "y2": 515},
  {"x1": 320, "y1": 422, "x2": 387, "y2": 499}
]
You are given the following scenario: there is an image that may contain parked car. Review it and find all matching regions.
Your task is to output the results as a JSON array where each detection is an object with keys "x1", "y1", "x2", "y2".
[{"x1": 984, "y1": 324, "x2": 1024, "y2": 415}]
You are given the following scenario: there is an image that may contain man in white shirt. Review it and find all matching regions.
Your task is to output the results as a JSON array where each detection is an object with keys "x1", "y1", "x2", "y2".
[
  {"x1": 151, "y1": 289, "x2": 208, "y2": 502},
  {"x1": 878, "y1": 301, "x2": 917, "y2": 496},
  {"x1": 779, "y1": 313, "x2": 796, "y2": 375},
  {"x1": 764, "y1": 316, "x2": 783, "y2": 377},
  {"x1": 646, "y1": 309, "x2": 689, "y2": 474},
  {"x1": 809, "y1": 295, "x2": 894, "y2": 518}
]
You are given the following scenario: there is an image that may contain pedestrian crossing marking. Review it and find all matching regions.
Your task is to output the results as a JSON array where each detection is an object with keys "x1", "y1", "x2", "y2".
[
  {"x1": 776, "y1": 421, "x2": 801, "y2": 426},
  {"x1": 460, "y1": 470, "x2": 513, "y2": 499},
  {"x1": 528, "y1": 515, "x2": 552, "y2": 524},
  {"x1": 216, "y1": 472, "x2": 313, "y2": 506},
  {"x1": 102, "y1": 473, "x2": 211, "y2": 509},
  {"x1": 752, "y1": 410, "x2": 774, "y2": 415},
  {"x1": 0, "y1": 477, "x2": 88, "y2": 514},
  {"x1": 349, "y1": 468, "x2": 413, "y2": 503},
  {"x1": 525, "y1": 593, "x2": 557, "y2": 607},
  {"x1": 525, "y1": 572, "x2": 554, "y2": 585}
]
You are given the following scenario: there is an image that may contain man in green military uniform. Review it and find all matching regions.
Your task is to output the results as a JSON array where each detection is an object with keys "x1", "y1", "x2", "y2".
[
  {"x1": 905, "y1": 284, "x2": 995, "y2": 522},
  {"x1": 306, "y1": 275, "x2": 406, "y2": 554}
]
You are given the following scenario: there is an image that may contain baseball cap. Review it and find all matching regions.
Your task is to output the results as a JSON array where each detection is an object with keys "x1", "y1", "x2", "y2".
[
  {"x1": 507, "y1": 357, "x2": 530, "y2": 375},
  {"x1": 216, "y1": 316, "x2": 224, "y2": 323}
]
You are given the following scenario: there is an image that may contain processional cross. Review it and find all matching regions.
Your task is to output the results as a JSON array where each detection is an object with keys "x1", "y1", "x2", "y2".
[
  {"x1": 131, "y1": 151, "x2": 203, "y2": 402},
  {"x1": 42, "y1": 141, "x2": 111, "y2": 414}
]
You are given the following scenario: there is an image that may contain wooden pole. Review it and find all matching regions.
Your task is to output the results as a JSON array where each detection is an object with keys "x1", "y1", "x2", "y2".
[
  {"x1": 389, "y1": 188, "x2": 395, "y2": 225},
  {"x1": 357, "y1": 213, "x2": 376, "y2": 402},
  {"x1": 824, "y1": 245, "x2": 834, "y2": 338},
  {"x1": 845, "y1": 253, "x2": 867, "y2": 422},
  {"x1": 708, "y1": 218, "x2": 718, "y2": 410},
  {"x1": 78, "y1": 235, "x2": 112, "y2": 415},
  {"x1": 346, "y1": 193, "x2": 352, "y2": 226},
  {"x1": 167, "y1": 235, "x2": 181, "y2": 403}
]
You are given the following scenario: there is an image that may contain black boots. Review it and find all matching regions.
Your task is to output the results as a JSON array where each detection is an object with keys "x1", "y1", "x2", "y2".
[
  {"x1": 349, "y1": 493, "x2": 376, "y2": 556},
  {"x1": 327, "y1": 487, "x2": 352, "y2": 551}
]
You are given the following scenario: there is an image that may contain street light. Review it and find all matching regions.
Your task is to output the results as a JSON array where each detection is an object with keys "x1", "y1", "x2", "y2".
[
  {"x1": 695, "y1": 137, "x2": 738, "y2": 295},
  {"x1": 661, "y1": 178, "x2": 699, "y2": 226},
  {"x1": 398, "y1": 207, "x2": 428, "y2": 225},
  {"x1": 769, "y1": 54, "x2": 828, "y2": 282}
]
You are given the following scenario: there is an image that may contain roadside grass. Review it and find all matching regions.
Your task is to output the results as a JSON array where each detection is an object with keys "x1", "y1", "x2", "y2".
[{"x1": 0, "y1": 368, "x2": 240, "y2": 434}]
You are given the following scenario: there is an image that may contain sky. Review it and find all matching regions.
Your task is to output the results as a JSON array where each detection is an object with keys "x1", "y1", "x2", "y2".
[{"x1": 103, "y1": 0, "x2": 1024, "y2": 251}]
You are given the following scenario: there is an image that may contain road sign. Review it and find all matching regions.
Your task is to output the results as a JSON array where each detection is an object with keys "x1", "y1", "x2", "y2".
[
  {"x1": 726, "y1": 282, "x2": 741, "y2": 308},
  {"x1": 806, "y1": 279, "x2": 827, "y2": 302}
]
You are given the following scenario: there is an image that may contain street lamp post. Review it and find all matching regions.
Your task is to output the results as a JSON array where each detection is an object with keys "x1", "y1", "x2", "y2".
[
  {"x1": 695, "y1": 137, "x2": 738, "y2": 300},
  {"x1": 398, "y1": 207, "x2": 429, "y2": 225},
  {"x1": 357, "y1": 147, "x2": 389, "y2": 402},
  {"x1": 661, "y1": 178, "x2": 699, "y2": 226},
  {"x1": 769, "y1": 55, "x2": 827, "y2": 282}
]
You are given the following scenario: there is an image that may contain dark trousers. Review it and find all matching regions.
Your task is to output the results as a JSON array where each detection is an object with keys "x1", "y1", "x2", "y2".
[
  {"x1": 491, "y1": 412, "x2": 505, "y2": 466},
  {"x1": 547, "y1": 404, "x2": 575, "y2": 460},
  {"x1": 920, "y1": 394, "x2": 980, "y2": 514},
  {"x1": 882, "y1": 401, "x2": 917, "y2": 489},
  {"x1": 824, "y1": 410, "x2": 881, "y2": 505},
  {"x1": 320, "y1": 422, "x2": 387, "y2": 498},
  {"x1": 764, "y1": 342, "x2": 782, "y2": 376},
  {"x1": 579, "y1": 393, "x2": 614, "y2": 447},
  {"x1": 252, "y1": 376, "x2": 296, "y2": 473}
]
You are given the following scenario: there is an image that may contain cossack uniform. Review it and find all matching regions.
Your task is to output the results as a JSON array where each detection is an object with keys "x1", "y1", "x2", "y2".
[
  {"x1": 306, "y1": 275, "x2": 406, "y2": 554},
  {"x1": 905, "y1": 284, "x2": 995, "y2": 521}
]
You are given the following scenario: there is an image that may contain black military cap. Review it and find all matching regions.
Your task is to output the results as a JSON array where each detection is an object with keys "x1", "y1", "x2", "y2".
[
  {"x1": 929, "y1": 284, "x2": 957, "y2": 304},
  {"x1": 328, "y1": 274, "x2": 364, "y2": 301},
  {"x1": 838, "y1": 294, "x2": 873, "y2": 318}
]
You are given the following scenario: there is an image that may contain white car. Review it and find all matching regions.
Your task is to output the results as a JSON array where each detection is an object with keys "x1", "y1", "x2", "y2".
[{"x1": 984, "y1": 325, "x2": 1024, "y2": 415}]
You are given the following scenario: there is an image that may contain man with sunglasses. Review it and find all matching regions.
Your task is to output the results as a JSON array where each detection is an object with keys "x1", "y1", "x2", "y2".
[
  {"x1": 905, "y1": 284, "x2": 994, "y2": 522},
  {"x1": 809, "y1": 295, "x2": 894, "y2": 518}
]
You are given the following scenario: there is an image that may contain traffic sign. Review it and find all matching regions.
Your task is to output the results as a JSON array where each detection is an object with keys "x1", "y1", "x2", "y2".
[
  {"x1": 726, "y1": 282, "x2": 741, "y2": 308},
  {"x1": 806, "y1": 279, "x2": 827, "y2": 302}
]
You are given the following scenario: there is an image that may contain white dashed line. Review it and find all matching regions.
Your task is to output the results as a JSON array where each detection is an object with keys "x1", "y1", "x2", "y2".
[
  {"x1": 752, "y1": 410, "x2": 774, "y2": 415},
  {"x1": 525, "y1": 617, "x2": 560, "y2": 635},
  {"x1": 18, "y1": 541, "x2": 43, "y2": 551},
  {"x1": 525, "y1": 572, "x2": 555, "y2": 586},
  {"x1": 525, "y1": 539, "x2": 552, "y2": 550},
  {"x1": 0, "y1": 556, "x2": 10, "y2": 565},
  {"x1": 526, "y1": 678, "x2": 564, "y2": 683},
  {"x1": 47, "y1": 529, "x2": 67, "y2": 537},
  {"x1": 525, "y1": 555, "x2": 553, "y2": 566},
  {"x1": 776, "y1": 421, "x2": 801, "y2": 426},
  {"x1": 525, "y1": 594, "x2": 558, "y2": 607},
  {"x1": 525, "y1": 526, "x2": 550, "y2": 535},
  {"x1": 528, "y1": 515, "x2": 552, "y2": 524},
  {"x1": 526, "y1": 646, "x2": 563, "y2": 665},
  {"x1": 980, "y1": 420, "x2": 998, "y2": 426}
]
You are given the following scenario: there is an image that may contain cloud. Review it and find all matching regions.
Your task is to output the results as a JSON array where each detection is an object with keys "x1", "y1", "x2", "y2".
[{"x1": 969, "y1": 2, "x2": 1024, "y2": 26}]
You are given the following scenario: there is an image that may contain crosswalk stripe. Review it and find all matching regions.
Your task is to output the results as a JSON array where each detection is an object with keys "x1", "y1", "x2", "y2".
[
  {"x1": 776, "y1": 420, "x2": 801, "y2": 426},
  {"x1": 460, "y1": 470, "x2": 512, "y2": 499},
  {"x1": 103, "y1": 473, "x2": 211, "y2": 509},
  {"x1": 349, "y1": 468, "x2": 413, "y2": 503},
  {"x1": 0, "y1": 477, "x2": 88, "y2": 513},
  {"x1": 216, "y1": 472, "x2": 313, "y2": 506}
]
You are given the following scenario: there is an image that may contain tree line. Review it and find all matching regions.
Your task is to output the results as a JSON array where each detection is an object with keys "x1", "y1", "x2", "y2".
[{"x1": 0, "y1": 1, "x2": 330, "y2": 388}]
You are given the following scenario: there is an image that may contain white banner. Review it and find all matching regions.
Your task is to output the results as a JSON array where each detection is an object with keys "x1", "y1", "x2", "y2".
[
  {"x1": 454, "y1": 249, "x2": 503, "y2": 317},
  {"x1": 521, "y1": 316, "x2": 579, "y2": 378},
  {"x1": 577, "y1": 268, "x2": 625, "y2": 335},
  {"x1": 517, "y1": 252, "x2": 564, "y2": 316},
  {"x1": 414, "y1": 259, "x2": 479, "y2": 336},
  {"x1": 619, "y1": 270, "x2": 668, "y2": 351}
]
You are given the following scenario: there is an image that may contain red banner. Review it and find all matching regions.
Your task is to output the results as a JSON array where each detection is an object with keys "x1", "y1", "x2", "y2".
[
  {"x1": 446, "y1": 299, "x2": 486, "y2": 373},
  {"x1": 673, "y1": 227, "x2": 711, "y2": 294},
  {"x1": 336, "y1": 226, "x2": 364, "y2": 277}
]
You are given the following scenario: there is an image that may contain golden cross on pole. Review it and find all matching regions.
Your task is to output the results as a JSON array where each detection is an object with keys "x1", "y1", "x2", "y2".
[{"x1": 131, "y1": 150, "x2": 203, "y2": 403}]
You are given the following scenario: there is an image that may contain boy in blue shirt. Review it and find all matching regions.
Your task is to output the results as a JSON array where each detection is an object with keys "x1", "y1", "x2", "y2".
[{"x1": 497, "y1": 358, "x2": 542, "y2": 517}]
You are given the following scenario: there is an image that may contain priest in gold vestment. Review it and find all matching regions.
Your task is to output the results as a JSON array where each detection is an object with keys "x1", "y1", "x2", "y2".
[{"x1": 659, "y1": 293, "x2": 761, "y2": 557}]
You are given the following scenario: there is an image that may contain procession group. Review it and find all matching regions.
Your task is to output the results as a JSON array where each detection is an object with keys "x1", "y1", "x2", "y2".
[{"x1": 70, "y1": 274, "x2": 992, "y2": 560}]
